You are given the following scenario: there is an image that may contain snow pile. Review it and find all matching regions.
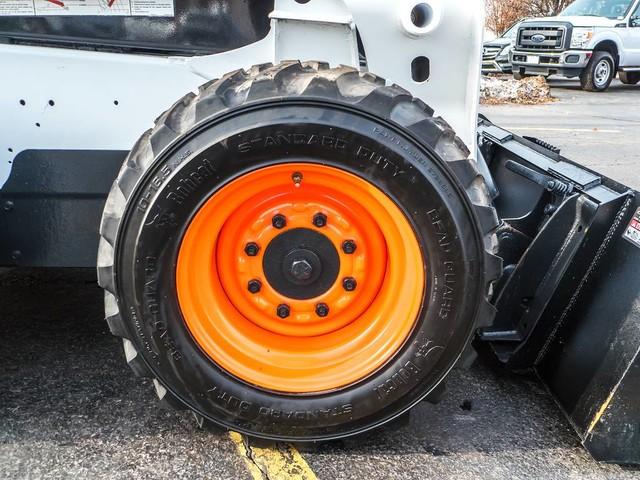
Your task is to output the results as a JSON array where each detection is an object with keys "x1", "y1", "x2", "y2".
[{"x1": 480, "y1": 76, "x2": 553, "y2": 105}]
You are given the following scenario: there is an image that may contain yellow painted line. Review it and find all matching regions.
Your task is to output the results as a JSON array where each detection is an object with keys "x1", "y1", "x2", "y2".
[
  {"x1": 229, "y1": 432, "x2": 266, "y2": 480},
  {"x1": 228, "y1": 431, "x2": 318, "y2": 480},
  {"x1": 586, "y1": 345, "x2": 638, "y2": 435}
]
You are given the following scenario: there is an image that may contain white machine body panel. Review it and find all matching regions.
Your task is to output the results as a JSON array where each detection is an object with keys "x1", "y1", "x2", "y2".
[{"x1": 0, "y1": 0, "x2": 484, "y2": 188}]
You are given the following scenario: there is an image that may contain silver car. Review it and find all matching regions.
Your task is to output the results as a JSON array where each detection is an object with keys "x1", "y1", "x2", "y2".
[{"x1": 482, "y1": 22, "x2": 520, "y2": 74}]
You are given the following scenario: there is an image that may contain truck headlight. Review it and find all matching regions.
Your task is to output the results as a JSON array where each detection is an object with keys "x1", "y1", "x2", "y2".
[{"x1": 571, "y1": 28, "x2": 594, "y2": 49}]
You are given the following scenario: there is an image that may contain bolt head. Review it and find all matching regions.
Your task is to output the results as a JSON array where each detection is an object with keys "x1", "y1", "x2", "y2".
[
  {"x1": 315, "y1": 303, "x2": 329, "y2": 317},
  {"x1": 244, "y1": 242, "x2": 260, "y2": 257},
  {"x1": 313, "y1": 213, "x2": 327, "y2": 228},
  {"x1": 342, "y1": 277, "x2": 357, "y2": 291},
  {"x1": 277, "y1": 304, "x2": 290, "y2": 319},
  {"x1": 272, "y1": 214, "x2": 287, "y2": 229},
  {"x1": 291, "y1": 172, "x2": 303, "y2": 185},
  {"x1": 290, "y1": 259, "x2": 313, "y2": 281},
  {"x1": 342, "y1": 240, "x2": 357, "y2": 254},
  {"x1": 247, "y1": 279, "x2": 262, "y2": 294}
]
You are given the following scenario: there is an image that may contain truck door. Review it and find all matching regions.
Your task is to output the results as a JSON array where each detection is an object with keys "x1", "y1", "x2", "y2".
[{"x1": 627, "y1": 1, "x2": 640, "y2": 66}]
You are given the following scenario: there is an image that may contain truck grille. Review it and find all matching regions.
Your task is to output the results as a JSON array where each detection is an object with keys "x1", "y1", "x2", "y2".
[
  {"x1": 483, "y1": 45, "x2": 503, "y2": 61},
  {"x1": 517, "y1": 25, "x2": 566, "y2": 51}
]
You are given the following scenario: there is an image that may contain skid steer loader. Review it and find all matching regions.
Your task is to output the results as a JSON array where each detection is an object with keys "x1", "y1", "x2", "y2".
[{"x1": 1, "y1": 0, "x2": 639, "y2": 464}]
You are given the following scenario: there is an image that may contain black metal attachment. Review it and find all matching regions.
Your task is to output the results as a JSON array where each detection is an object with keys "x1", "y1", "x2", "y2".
[
  {"x1": 244, "y1": 242, "x2": 260, "y2": 257},
  {"x1": 342, "y1": 240, "x2": 357, "y2": 254},
  {"x1": 478, "y1": 118, "x2": 640, "y2": 465},
  {"x1": 315, "y1": 303, "x2": 330, "y2": 317},
  {"x1": 276, "y1": 304, "x2": 290, "y2": 319}
]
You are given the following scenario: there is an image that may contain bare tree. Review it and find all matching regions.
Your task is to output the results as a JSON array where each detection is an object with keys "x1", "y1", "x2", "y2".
[
  {"x1": 528, "y1": 0, "x2": 574, "y2": 16},
  {"x1": 485, "y1": 0, "x2": 528, "y2": 35},
  {"x1": 486, "y1": 0, "x2": 575, "y2": 35}
]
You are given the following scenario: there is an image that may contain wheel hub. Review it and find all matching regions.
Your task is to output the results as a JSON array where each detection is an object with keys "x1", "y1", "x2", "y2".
[
  {"x1": 264, "y1": 228, "x2": 339, "y2": 300},
  {"x1": 595, "y1": 60, "x2": 610, "y2": 87}
]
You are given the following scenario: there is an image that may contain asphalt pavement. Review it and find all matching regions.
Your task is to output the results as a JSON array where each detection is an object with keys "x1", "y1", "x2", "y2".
[
  {"x1": 481, "y1": 78, "x2": 640, "y2": 190},
  {"x1": 2, "y1": 79, "x2": 640, "y2": 479}
]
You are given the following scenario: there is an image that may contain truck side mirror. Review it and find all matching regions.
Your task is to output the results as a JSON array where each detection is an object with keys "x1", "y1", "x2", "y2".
[{"x1": 631, "y1": 15, "x2": 640, "y2": 27}]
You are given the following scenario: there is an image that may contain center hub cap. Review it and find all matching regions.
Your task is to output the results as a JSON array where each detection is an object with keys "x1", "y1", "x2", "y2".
[{"x1": 263, "y1": 229, "x2": 339, "y2": 300}]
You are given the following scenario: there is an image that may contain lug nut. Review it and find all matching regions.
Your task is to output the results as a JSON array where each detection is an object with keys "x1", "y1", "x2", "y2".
[
  {"x1": 342, "y1": 277, "x2": 357, "y2": 291},
  {"x1": 272, "y1": 214, "x2": 287, "y2": 229},
  {"x1": 247, "y1": 279, "x2": 262, "y2": 294},
  {"x1": 315, "y1": 303, "x2": 330, "y2": 318},
  {"x1": 313, "y1": 213, "x2": 327, "y2": 228},
  {"x1": 342, "y1": 240, "x2": 357, "y2": 254},
  {"x1": 244, "y1": 242, "x2": 260, "y2": 257},
  {"x1": 277, "y1": 304, "x2": 290, "y2": 318}
]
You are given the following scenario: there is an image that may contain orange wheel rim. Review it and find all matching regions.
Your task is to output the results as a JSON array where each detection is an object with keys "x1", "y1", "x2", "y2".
[{"x1": 176, "y1": 164, "x2": 425, "y2": 393}]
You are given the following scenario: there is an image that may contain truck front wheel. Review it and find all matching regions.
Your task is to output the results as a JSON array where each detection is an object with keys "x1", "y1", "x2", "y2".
[{"x1": 580, "y1": 51, "x2": 615, "y2": 92}]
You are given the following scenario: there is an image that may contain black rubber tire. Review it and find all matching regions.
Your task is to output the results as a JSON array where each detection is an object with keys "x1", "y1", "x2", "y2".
[
  {"x1": 580, "y1": 51, "x2": 615, "y2": 92},
  {"x1": 98, "y1": 62, "x2": 501, "y2": 441},
  {"x1": 619, "y1": 71, "x2": 640, "y2": 85}
]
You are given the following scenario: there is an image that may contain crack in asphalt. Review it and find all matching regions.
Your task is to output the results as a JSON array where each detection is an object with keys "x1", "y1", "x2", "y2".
[{"x1": 242, "y1": 436, "x2": 270, "y2": 480}]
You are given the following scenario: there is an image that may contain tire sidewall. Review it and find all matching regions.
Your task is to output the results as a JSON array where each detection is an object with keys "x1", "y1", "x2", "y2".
[{"x1": 115, "y1": 101, "x2": 484, "y2": 439}]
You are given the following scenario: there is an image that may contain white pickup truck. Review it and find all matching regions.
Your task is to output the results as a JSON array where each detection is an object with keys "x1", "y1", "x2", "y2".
[{"x1": 511, "y1": 0, "x2": 640, "y2": 91}]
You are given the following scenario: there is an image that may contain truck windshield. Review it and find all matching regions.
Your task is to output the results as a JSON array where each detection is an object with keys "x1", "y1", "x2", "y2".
[{"x1": 560, "y1": 0, "x2": 635, "y2": 19}]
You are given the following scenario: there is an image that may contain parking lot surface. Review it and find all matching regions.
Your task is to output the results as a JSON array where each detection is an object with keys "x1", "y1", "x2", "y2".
[
  {"x1": 2, "y1": 80, "x2": 640, "y2": 479},
  {"x1": 481, "y1": 78, "x2": 640, "y2": 190}
]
